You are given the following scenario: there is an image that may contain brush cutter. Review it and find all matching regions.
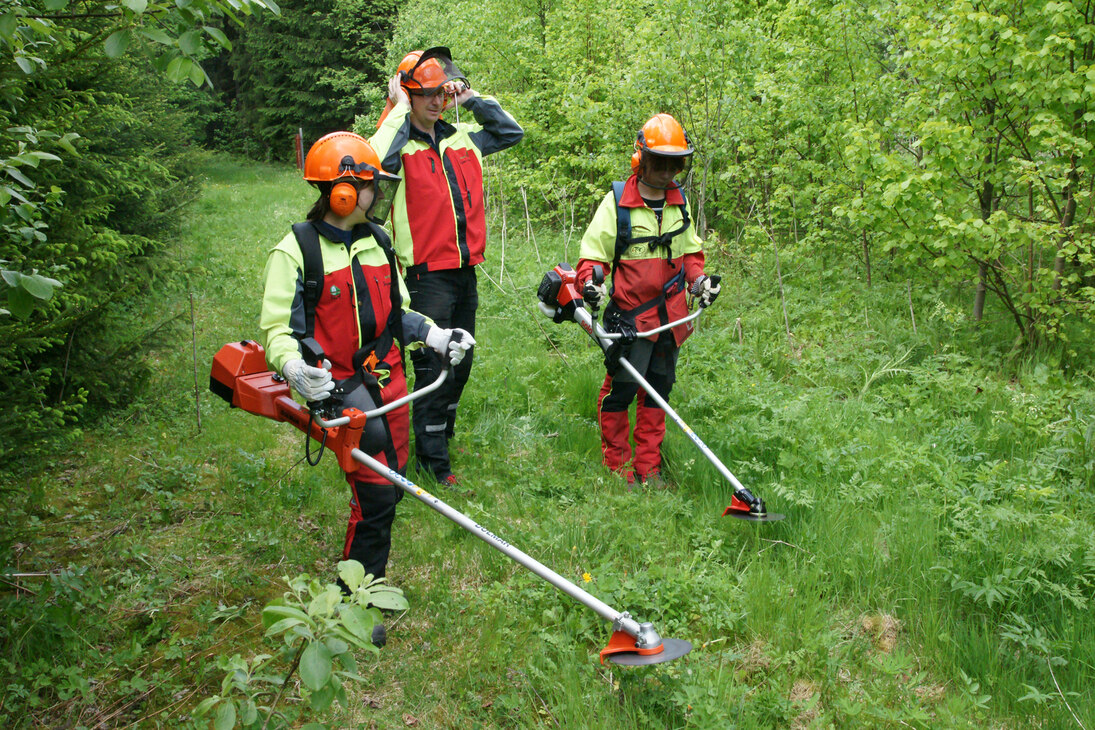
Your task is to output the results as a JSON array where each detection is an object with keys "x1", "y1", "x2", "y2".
[
  {"x1": 209, "y1": 339, "x2": 692, "y2": 665},
  {"x1": 536, "y1": 263, "x2": 785, "y2": 523}
]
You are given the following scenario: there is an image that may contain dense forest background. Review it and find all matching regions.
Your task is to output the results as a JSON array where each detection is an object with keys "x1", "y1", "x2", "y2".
[
  {"x1": 1, "y1": 0, "x2": 1094, "y2": 726},
  {"x1": 2, "y1": 0, "x2": 1092, "y2": 467}
]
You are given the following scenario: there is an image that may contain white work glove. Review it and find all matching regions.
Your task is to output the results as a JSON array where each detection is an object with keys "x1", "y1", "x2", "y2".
[
  {"x1": 582, "y1": 279, "x2": 608, "y2": 309},
  {"x1": 426, "y1": 326, "x2": 476, "y2": 366},
  {"x1": 283, "y1": 358, "x2": 335, "y2": 401},
  {"x1": 387, "y1": 74, "x2": 410, "y2": 107},
  {"x1": 690, "y1": 274, "x2": 721, "y2": 308}
]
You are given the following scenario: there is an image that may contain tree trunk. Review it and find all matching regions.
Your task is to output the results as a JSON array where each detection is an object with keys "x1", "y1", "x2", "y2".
[
  {"x1": 862, "y1": 229, "x2": 871, "y2": 288},
  {"x1": 973, "y1": 261, "x2": 988, "y2": 321}
]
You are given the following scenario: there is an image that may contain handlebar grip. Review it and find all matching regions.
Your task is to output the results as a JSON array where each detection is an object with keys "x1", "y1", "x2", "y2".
[{"x1": 710, "y1": 275, "x2": 721, "y2": 287}]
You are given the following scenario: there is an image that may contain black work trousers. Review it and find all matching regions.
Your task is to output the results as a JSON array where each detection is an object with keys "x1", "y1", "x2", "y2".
[
  {"x1": 345, "y1": 478, "x2": 405, "y2": 580},
  {"x1": 406, "y1": 266, "x2": 478, "y2": 480}
]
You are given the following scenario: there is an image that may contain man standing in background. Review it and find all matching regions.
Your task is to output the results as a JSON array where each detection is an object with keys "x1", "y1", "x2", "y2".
[{"x1": 370, "y1": 48, "x2": 523, "y2": 487}]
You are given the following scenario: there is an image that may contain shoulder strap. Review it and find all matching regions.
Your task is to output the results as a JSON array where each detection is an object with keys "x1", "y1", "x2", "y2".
[
  {"x1": 611, "y1": 182, "x2": 692, "y2": 271},
  {"x1": 611, "y1": 181, "x2": 630, "y2": 275},
  {"x1": 291, "y1": 222, "x2": 324, "y2": 339},
  {"x1": 363, "y1": 221, "x2": 406, "y2": 350}
]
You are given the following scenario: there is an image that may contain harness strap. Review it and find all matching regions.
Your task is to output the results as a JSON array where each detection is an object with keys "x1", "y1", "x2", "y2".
[
  {"x1": 291, "y1": 222, "x2": 324, "y2": 339},
  {"x1": 610, "y1": 181, "x2": 690, "y2": 275}
]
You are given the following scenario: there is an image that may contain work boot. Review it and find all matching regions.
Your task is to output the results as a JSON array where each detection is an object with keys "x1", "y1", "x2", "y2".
[
  {"x1": 439, "y1": 473, "x2": 475, "y2": 497},
  {"x1": 639, "y1": 467, "x2": 668, "y2": 490},
  {"x1": 371, "y1": 623, "x2": 387, "y2": 648}
]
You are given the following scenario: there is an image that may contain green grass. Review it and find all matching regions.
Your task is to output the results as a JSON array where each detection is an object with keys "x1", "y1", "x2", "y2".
[{"x1": 2, "y1": 155, "x2": 1094, "y2": 729}]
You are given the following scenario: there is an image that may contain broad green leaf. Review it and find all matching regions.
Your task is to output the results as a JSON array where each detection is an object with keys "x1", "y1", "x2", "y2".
[
  {"x1": 204, "y1": 25, "x2": 231, "y2": 50},
  {"x1": 4, "y1": 167, "x2": 34, "y2": 187},
  {"x1": 43, "y1": 0, "x2": 69, "y2": 8},
  {"x1": 139, "y1": 27, "x2": 174, "y2": 45},
  {"x1": 0, "y1": 15, "x2": 17, "y2": 40},
  {"x1": 191, "y1": 696, "x2": 220, "y2": 718},
  {"x1": 261, "y1": 604, "x2": 315, "y2": 629},
  {"x1": 240, "y1": 699, "x2": 258, "y2": 725},
  {"x1": 309, "y1": 683, "x2": 335, "y2": 711},
  {"x1": 7, "y1": 283, "x2": 33, "y2": 318},
  {"x1": 178, "y1": 29, "x2": 202, "y2": 55},
  {"x1": 337, "y1": 560, "x2": 365, "y2": 592},
  {"x1": 57, "y1": 133, "x2": 79, "y2": 154},
  {"x1": 213, "y1": 698, "x2": 236, "y2": 730},
  {"x1": 188, "y1": 61, "x2": 206, "y2": 87},
  {"x1": 323, "y1": 637, "x2": 348, "y2": 656},
  {"x1": 365, "y1": 586, "x2": 408, "y2": 611},
  {"x1": 13, "y1": 56, "x2": 32, "y2": 74},
  {"x1": 28, "y1": 151, "x2": 62, "y2": 163},
  {"x1": 123, "y1": 0, "x2": 148, "y2": 12},
  {"x1": 20, "y1": 273, "x2": 59, "y2": 301},
  {"x1": 165, "y1": 55, "x2": 189, "y2": 83},
  {"x1": 299, "y1": 641, "x2": 333, "y2": 691},
  {"x1": 105, "y1": 30, "x2": 131, "y2": 58},
  {"x1": 263, "y1": 616, "x2": 304, "y2": 637},
  {"x1": 338, "y1": 604, "x2": 374, "y2": 644},
  {"x1": 1, "y1": 270, "x2": 20, "y2": 287},
  {"x1": 329, "y1": 623, "x2": 372, "y2": 651}
]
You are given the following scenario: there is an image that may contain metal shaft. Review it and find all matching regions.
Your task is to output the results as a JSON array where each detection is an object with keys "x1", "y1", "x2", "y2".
[
  {"x1": 351, "y1": 449, "x2": 643, "y2": 637},
  {"x1": 572, "y1": 306, "x2": 757, "y2": 503}
]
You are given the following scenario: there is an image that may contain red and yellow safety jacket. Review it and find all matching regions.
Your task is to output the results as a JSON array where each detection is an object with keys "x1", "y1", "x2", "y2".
[
  {"x1": 577, "y1": 176, "x2": 705, "y2": 346},
  {"x1": 259, "y1": 221, "x2": 433, "y2": 483},
  {"x1": 369, "y1": 92, "x2": 523, "y2": 272}
]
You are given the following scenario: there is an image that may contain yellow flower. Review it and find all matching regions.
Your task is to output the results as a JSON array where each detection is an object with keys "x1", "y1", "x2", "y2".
[{"x1": 582, "y1": 572, "x2": 592, "y2": 583}]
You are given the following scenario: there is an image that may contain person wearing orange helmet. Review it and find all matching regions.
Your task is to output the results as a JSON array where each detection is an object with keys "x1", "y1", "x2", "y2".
[
  {"x1": 370, "y1": 48, "x2": 523, "y2": 488},
  {"x1": 260, "y1": 132, "x2": 474, "y2": 641},
  {"x1": 575, "y1": 114, "x2": 720, "y2": 488}
]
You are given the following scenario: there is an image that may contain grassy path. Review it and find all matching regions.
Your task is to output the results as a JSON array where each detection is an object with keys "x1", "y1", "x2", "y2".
[{"x1": 4, "y1": 156, "x2": 1094, "y2": 729}]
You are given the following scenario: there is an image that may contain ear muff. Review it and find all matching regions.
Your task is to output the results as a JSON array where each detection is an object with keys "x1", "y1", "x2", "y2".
[
  {"x1": 329, "y1": 181, "x2": 358, "y2": 217},
  {"x1": 631, "y1": 150, "x2": 642, "y2": 173}
]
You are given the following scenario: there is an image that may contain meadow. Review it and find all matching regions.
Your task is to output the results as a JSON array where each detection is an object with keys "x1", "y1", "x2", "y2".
[{"x1": 2, "y1": 157, "x2": 1093, "y2": 729}]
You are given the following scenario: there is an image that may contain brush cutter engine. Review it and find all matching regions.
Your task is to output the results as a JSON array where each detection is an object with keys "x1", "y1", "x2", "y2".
[{"x1": 537, "y1": 263, "x2": 585, "y2": 323}]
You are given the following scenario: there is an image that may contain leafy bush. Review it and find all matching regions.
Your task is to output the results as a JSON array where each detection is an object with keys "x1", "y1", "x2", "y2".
[
  {"x1": 192, "y1": 560, "x2": 407, "y2": 729},
  {"x1": 0, "y1": 56, "x2": 202, "y2": 471}
]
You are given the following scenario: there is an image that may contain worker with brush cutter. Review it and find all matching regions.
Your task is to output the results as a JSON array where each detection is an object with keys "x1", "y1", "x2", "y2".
[
  {"x1": 370, "y1": 47, "x2": 523, "y2": 489},
  {"x1": 259, "y1": 132, "x2": 474, "y2": 644},
  {"x1": 576, "y1": 114, "x2": 720, "y2": 489}
]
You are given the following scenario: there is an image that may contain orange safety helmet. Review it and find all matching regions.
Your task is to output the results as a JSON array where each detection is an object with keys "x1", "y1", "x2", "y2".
[
  {"x1": 303, "y1": 132, "x2": 401, "y2": 222},
  {"x1": 398, "y1": 50, "x2": 450, "y2": 95},
  {"x1": 631, "y1": 113, "x2": 694, "y2": 174},
  {"x1": 377, "y1": 47, "x2": 468, "y2": 128}
]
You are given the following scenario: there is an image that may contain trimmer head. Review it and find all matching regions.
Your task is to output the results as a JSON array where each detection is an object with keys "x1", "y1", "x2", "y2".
[
  {"x1": 599, "y1": 629, "x2": 692, "y2": 666},
  {"x1": 722, "y1": 495, "x2": 786, "y2": 523}
]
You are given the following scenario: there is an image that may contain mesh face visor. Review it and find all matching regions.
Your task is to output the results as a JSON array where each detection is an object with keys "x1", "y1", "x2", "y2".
[
  {"x1": 404, "y1": 46, "x2": 468, "y2": 95},
  {"x1": 643, "y1": 150, "x2": 693, "y2": 176},
  {"x1": 336, "y1": 155, "x2": 401, "y2": 223},
  {"x1": 367, "y1": 172, "x2": 401, "y2": 224},
  {"x1": 638, "y1": 149, "x2": 693, "y2": 190}
]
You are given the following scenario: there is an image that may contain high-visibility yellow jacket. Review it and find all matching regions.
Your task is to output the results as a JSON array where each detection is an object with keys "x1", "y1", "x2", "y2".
[
  {"x1": 259, "y1": 222, "x2": 430, "y2": 380},
  {"x1": 369, "y1": 93, "x2": 523, "y2": 273},
  {"x1": 259, "y1": 221, "x2": 434, "y2": 484},
  {"x1": 577, "y1": 176, "x2": 705, "y2": 346}
]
